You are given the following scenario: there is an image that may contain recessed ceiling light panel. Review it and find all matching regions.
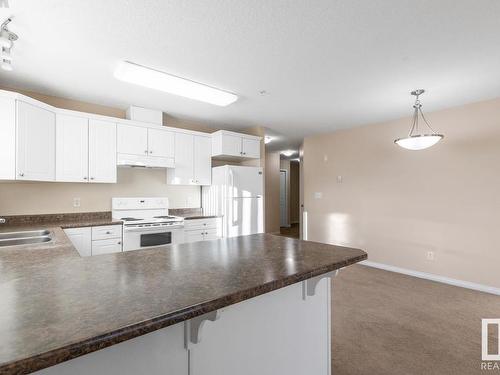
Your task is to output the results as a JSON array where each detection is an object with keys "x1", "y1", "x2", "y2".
[
  {"x1": 281, "y1": 150, "x2": 295, "y2": 157},
  {"x1": 114, "y1": 61, "x2": 238, "y2": 107}
]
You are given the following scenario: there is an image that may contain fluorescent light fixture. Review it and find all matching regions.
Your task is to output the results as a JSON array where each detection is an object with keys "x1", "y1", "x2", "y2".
[
  {"x1": 114, "y1": 61, "x2": 238, "y2": 107},
  {"x1": 264, "y1": 136, "x2": 273, "y2": 144},
  {"x1": 281, "y1": 150, "x2": 295, "y2": 157}
]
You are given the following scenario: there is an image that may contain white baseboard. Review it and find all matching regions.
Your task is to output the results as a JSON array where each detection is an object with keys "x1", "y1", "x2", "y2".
[{"x1": 360, "y1": 260, "x2": 500, "y2": 296}]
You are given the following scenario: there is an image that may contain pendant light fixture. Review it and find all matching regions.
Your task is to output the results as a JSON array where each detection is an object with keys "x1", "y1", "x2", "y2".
[
  {"x1": 0, "y1": 18, "x2": 17, "y2": 72},
  {"x1": 394, "y1": 89, "x2": 444, "y2": 150}
]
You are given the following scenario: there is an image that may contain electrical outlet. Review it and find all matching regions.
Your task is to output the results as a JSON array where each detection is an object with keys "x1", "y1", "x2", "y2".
[
  {"x1": 337, "y1": 175, "x2": 343, "y2": 184},
  {"x1": 426, "y1": 251, "x2": 434, "y2": 261},
  {"x1": 314, "y1": 192, "x2": 323, "y2": 199},
  {"x1": 73, "y1": 198, "x2": 81, "y2": 208}
]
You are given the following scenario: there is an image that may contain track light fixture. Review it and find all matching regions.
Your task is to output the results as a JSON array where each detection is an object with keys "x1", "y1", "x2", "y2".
[{"x1": 1, "y1": 18, "x2": 17, "y2": 72}]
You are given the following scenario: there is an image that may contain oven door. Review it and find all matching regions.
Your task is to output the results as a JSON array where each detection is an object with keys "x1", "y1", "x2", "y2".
[{"x1": 123, "y1": 226, "x2": 184, "y2": 252}]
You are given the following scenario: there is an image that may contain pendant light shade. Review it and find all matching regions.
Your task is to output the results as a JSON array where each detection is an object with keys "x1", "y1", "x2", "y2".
[{"x1": 394, "y1": 89, "x2": 444, "y2": 150}]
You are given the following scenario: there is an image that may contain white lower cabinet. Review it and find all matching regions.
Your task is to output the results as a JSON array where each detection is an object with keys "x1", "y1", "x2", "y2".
[
  {"x1": 183, "y1": 218, "x2": 221, "y2": 243},
  {"x1": 64, "y1": 224, "x2": 122, "y2": 256},
  {"x1": 63, "y1": 227, "x2": 92, "y2": 257},
  {"x1": 91, "y1": 238, "x2": 122, "y2": 256}
]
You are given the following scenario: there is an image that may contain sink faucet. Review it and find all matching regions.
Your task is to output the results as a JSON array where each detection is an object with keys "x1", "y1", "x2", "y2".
[{"x1": 0, "y1": 218, "x2": 6, "y2": 224}]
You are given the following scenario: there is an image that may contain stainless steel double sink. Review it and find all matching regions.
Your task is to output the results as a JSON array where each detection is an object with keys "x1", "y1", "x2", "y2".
[{"x1": 0, "y1": 229, "x2": 52, "y2": 247}]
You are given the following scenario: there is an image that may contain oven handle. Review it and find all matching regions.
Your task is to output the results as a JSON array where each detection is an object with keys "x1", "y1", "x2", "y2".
[{"x1": 124, "y1": 225, "x2": 184, "y2": 233}]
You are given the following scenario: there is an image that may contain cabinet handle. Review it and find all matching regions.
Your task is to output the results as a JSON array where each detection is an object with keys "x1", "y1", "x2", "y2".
[
  {"x1": 106, "y1": 231, "x2": 111, "y2": 234},
  {"x1": 90, "y1": 177, "x2": 95, "y2": 180},
  {"x1": 144, "y1": 150, "x2": 148, "y2": 154},
  {"x1": 118, "y1": 241, "x2": 121, "y2": 245},
  {"x1": 149, "y1": 151, "x2": 153, "y2": 154},
  {"x1": 83, "y1": 176, "x2": 88, "y2": 180},
  {"x1": 19, "y1": 172, "x2": 24, "y2": 177}
]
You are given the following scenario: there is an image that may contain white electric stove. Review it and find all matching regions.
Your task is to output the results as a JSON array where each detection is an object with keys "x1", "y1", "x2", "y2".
[{"x1": 112, "y1": 197, "x2": 184, "y2": 251}]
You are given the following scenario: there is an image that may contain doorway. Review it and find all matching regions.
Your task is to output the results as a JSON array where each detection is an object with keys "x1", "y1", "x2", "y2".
[
  {"x1": 279, "y1": 169, "x2": 288, "y2": 227},
  {"x1": 278, "y1": 161, "x2": 300, "y2": 239}
]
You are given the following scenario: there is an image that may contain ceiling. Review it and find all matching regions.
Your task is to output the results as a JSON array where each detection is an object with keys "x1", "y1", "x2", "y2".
[{"x1": 1, "y1": 0, "x2": 500, "y2": 153}]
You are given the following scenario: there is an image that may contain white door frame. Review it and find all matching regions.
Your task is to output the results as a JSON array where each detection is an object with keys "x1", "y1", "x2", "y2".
[{"x1": 279, "y1": 169, "x2": 289, "y2": 228}]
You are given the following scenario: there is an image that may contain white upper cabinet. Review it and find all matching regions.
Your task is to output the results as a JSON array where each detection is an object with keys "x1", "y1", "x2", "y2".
[
  {"x1": 219, "y1": 133, "x2": 242, "y2": 156},
  {"x1": 56, "y1": 114, "x2": 89, "y2": 182},
  {"x1": 194, "y1": 135, "x2": 212, "y2": 185},
  {"x1": 211, "y1": 130, "x2": 261, "y2": 159},
  {"x1": 241, "y1": 138, "x2": 260, "y2": 158},
  {"x1": 167, "y1": 132, "x2": 194, "y2": 185},
  {"x1": 17, "y1": 101, "x2": 56, "y2": 181},
  {"x1": 0, "y1": 96, "x2": 16, "y2": 180},
  {"x1": 148, "y1": 128, "x2": 174, "y2": 158},
  {"x1": 167, "y1": 133, "x2": 212, "y2": 185},
  {"x1": 89, "y1": 119, "x2": 117, "y2": 183},
  {"x1": 56, "y1": 116, "x2": 116, "y2": 183},
  {"x1": 117, "y1": 124, "x2": 148, "y2": 156},
  {"x1": 117, "y1": 124, "x2": 175, "y2": 166}
]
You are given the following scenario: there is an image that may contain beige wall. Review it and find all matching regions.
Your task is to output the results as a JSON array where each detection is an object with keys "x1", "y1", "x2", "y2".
[
  {"x1": 0, "y1": 169, "x2": 200, "y2": 215},
  {"x1": 265, "y1": 150, "x2": 281, "y2": 233},
  {"x1": 290, "y1": 161, "x2": 300, "y2": 223},
  {"x1": 303, "y1": 97, "x2": 500, "y2": 288},
  {"x1": 0, "y1": 88, "x2": 211, "y2": 215}
]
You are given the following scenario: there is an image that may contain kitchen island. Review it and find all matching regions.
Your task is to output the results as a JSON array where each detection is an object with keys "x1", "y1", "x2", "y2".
[{"x1": 0, "y1": 229, "x2": 366, "y2": 374}]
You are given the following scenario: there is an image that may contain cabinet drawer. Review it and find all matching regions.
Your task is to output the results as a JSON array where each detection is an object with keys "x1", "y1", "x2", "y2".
[
  {"x1": 92, "y1": 225, "x2": 122, "y2": 240},
  {"x1": 91, "y1": 238, "x2": 122, "y2": 256},
  {"x1": 183, "y1": 218, "x2": 219, "y2": 230}
]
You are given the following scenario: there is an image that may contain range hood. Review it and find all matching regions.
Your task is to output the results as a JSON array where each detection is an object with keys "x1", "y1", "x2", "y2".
[{"x1": 117, "y1": 153, "x2": 175, "y2": 169}]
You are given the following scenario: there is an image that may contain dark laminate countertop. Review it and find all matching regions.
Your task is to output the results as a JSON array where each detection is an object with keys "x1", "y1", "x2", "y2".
[
  {"x1": 0, "y1": 226, "x2": 366, "y2": 374},
  {"x1": 169, "y1": 207, "x2": 221, "y2": 220}
]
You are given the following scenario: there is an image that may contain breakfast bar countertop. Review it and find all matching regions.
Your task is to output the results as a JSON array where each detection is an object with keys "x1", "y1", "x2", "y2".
[{"x1": 0, "y1": 223, "x2": 366, "y2": 374}]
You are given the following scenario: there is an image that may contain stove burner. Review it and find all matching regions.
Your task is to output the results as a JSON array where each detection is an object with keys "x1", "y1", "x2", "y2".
[
  {"x1": 153, "y1": 216, "x2": 177, "y2": 219},
  {"x1": 121, "y1": 217, "x2": 142, "y2": 222}
]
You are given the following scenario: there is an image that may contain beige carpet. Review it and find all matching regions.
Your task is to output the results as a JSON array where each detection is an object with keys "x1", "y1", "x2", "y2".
[{"x1": 332, "y1": 265, "x2": 500, "y2": 375}]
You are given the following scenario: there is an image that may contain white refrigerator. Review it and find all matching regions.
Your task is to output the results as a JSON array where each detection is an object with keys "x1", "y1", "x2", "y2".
[{"x1": 202, "y1": 165, "x2": 264, "y2": 237}]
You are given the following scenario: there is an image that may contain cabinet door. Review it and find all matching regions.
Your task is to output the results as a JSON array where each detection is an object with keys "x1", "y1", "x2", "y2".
[
  {"x1": 193, "y1": 136, "x2": 212, "y2": 185},
  {"x1": 16, "y1": 101, "x2": 56, "y2": 181},
  {"x1": 148, "y1": 128, "x2": 174, "y2": 158},
  {"x1": 117, "y1": 124, "x2": 148, "y2": 156},
  {"x1": 184, "y1": 230, "x2": 205, "y2": 243},
  {"x1": 64, "y1": 227, "x2": 92, "y2": 257},
  {"x1": 0, "y1": 97, "x2": 16, "y2": 180},
  {"x1": 89, "y1": 120, "x2": 117, "y2": 183},
  {"x1": 167, "y1": 132, "x2": 194, "y2": 185},
  {"x1": 92, "y1": 238, "x2": 122, "y2": 256},
  {"x1": 241, "y1": 138, "x2": 260, "y2": 159},
  {"x1": 203, "y1": 228, "x2": 220, "y2": 241},
  {"x1": 220, "y1": 133, "x2": 242, "y2": 157},
  {"x1": 56, "y1": 114, "x2": 89, "y2": 182}
]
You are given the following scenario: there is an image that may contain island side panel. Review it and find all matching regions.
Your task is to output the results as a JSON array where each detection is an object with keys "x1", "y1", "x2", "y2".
[
  {"x1": 34, "y1": 322, "x2": 187, "y2": 375},
  {"x1": 188, "y1": 277, "x2": 332, "y2": 375}
]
